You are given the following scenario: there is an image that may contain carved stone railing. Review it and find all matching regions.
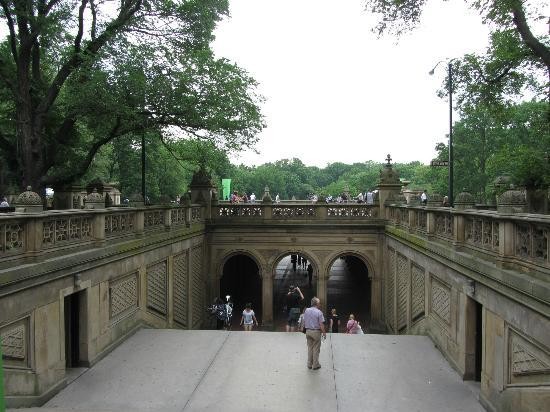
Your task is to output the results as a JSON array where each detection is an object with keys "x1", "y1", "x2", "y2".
[
  {"x1": 213, "y1": 202, "x2": 381, "y2": 222},
  {"x1": 0, "y1": 204, "x2": 203, "y2": 263},
  {"x1": 386, "y1": 204, "x2": 550, "y2": 271}
]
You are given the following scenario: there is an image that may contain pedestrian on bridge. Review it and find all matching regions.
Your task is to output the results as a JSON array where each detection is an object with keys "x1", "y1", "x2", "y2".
[
  {"x1": 240, "y1": 303, "x2": 258, "y2": 331},
  {"x1": 303, "y1": 297, "x2": 326, "y2": 370}
]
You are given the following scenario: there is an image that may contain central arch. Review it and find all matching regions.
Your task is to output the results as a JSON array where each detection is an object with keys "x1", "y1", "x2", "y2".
[{"x1": 220, "y1": 254, "x2": 262, "y2": 328}]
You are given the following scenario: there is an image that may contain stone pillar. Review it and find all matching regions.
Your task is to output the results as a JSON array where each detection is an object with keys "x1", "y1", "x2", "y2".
[
  {"x1": 164, "y1": 208, "x2": 172, "y2": 230},
  {"x1": 92, "y1": 213, "x2": 105, "y2": 245},
  {"x1": 426, "y1": 211, "x2": 435, "y2": 235},
  {"x1": 262, "y1": 276, "x2": 273, "y2": 327},
  {"x1": 377, "y1": 155, "x2": 403, "y2": 218},
  {"x1": 262, "y1": 186, "x2": 272, "y2": 220},
  {"x1": 317, "y1": 273, "x2": 327, "y2": 314},
  {"x1": 189, "y1": 169, "x2": 216, "y2": 221},
  {"x1": 135, "y1": 209, "x2": 144, "y2": 236}
]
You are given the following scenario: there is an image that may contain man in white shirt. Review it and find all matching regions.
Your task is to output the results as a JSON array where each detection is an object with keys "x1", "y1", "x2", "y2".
[
  {"x1": 275, "y1": 193, "x2": 280, "y2": 203},
  {"x1": 250, "y1": 193, "x2": 256, "y2": 203},
  {"x1": 421, "y1": 190, "x2": 428, "y2": 205},
  {"x1": 366, "y1": 191, "x2": 374, "y2": 205}
]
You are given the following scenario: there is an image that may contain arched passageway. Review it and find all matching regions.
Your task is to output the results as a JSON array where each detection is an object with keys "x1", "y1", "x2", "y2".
[
  {"x1": 220, "y1": 255, "x2": 262, "y2": 328},
  {"x1": 327, "y1": 255, "x2": 371, "y2": 332},
  {"x1": 273, "y1": 254, "x2": 316, "y2": 330}
]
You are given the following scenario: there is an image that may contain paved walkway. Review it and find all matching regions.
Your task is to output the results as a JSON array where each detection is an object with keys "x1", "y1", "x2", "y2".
[{"x1": 15, "y1": 329, "x2": 484, "y2": 412}]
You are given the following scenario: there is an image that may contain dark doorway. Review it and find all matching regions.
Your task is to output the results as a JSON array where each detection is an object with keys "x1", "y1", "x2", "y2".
[
  {"x1": 327, "y1": 256, "x2": 371, "y2": 333},
  {"x1": 64, "y1": 291, "x2": 85, "y2": 368},
  {"x1": 475, "y1": 301, "x2": 483, "y2": 381},
  {"x1": 273, "y1": 254, "x2": 315, "y2": 331},
  {"x1": 220, "y1": 255, "x2": 262, "y2": 328}
]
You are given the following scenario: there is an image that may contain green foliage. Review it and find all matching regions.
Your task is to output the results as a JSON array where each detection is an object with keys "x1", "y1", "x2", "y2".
[{"x1": 0, "y1": 0, "x2": 264, "y2": 192}]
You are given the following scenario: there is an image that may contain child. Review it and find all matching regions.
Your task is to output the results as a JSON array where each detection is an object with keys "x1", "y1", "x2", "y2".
[
  {"x1": 346, "y1": 314, "x2": 360, "y2": 334},
  {"x1": 240, "y1": 303, "x2": 259, "y2": 331}
]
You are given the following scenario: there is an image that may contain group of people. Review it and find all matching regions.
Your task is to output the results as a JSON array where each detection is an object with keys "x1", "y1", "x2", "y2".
[{"x1": 229, "y1": 191, "x2": 257, "y2": 203}]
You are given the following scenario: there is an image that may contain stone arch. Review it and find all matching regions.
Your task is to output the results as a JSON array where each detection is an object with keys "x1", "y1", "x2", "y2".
[
  {"x1": 325, "y1": 249, "x2": 374, "y2": 328},
  {"x1": 324, "y1": 250, "x2": 375, "y2": 280},
  {"x1": 269, "y1": 249, "x2": 321, "y2": 279},
  {"x1": 215, "y1": 249, "x2": 265, "y2": 280}
]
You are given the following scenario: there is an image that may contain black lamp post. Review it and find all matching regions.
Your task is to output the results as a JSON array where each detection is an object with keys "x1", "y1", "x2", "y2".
[{"x1": 430, "y1": 60, "x2": 455, "y2": 207}]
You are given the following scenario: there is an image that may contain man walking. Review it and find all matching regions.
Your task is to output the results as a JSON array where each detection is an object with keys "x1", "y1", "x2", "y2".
[{"x1": 303, "y1": 297, "x2": 326, "y2": 370}]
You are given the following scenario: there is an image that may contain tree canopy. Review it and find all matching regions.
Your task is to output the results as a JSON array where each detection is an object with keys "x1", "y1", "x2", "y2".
[{"x1": 0, "y1": 0, "x2": 264, "y2": 194}]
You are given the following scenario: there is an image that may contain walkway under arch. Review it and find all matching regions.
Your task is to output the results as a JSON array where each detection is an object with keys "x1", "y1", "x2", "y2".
[
  {"x1": 327, "y1": 254, "x2": 371, "y2": 332},
  {"x1": 220, "y1": 254, "x2": 262, "y2": 328}
]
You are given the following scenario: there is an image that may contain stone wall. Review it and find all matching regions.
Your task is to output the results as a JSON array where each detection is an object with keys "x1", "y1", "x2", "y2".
[
  {"x1": 385, "y1": 205, "x2": 550, "y2": 412},
  {"x1": 0, "y1": 206, "x2": 206, "y2": 408}
]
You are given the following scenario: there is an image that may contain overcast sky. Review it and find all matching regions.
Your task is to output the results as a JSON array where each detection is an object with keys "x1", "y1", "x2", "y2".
[{"x1": 213, "y1": 0, "x2": 491, "y2": 167}]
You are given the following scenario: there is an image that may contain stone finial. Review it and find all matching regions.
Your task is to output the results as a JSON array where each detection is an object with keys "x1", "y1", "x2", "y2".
[
  {"x1": 14, "y1": 186, "x2": 43, "y2": 213},
  {"x1": 427, "y1": 193, "x2": 443, "y2": 207},
  {"x1": 262, "y1": 186, "x2": 272, "y2": 203},
  {"x1": 454, "y1": 188, "x2": 475, "y2": 210},
  {"x1": 85, "y1": 188, "x2": 105, "y2": 209},
  {"x1": 129, "y1": 193, "x2": 145, "y2": 207},
  {"x1": 379, "y1": 155, "x2": 401, "y2": 185},
  {"x1": 497, "y1": 186, "x2": 526, "y2": 214},
  {"x1": 180, "y1": 192, "x2": 191, "y2": 206},
  {"x1": 16, "y1": 186, "x2": 42, "y2": 205}
]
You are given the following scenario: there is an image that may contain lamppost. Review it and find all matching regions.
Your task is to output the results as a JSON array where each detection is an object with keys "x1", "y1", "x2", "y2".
[{"x1": 430, "y1": 59, "x2": 456, "y2": 207}]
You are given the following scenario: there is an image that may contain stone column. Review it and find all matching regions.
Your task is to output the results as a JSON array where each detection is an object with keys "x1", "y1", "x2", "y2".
[
  {"x1": 262, "y1": 275, "x2": 273, "y2": 327},
  {"x1": 317, "y1": 273, "x2": 327, "y2": 314}
]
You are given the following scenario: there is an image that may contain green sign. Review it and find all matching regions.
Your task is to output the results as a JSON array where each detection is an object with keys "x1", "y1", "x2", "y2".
[
  {"x1": 0, "y1": 345, "x2": 5, "y2": 412},
  {"x1": 222, "y1": 179, "x2": 231, "y2": 201}
]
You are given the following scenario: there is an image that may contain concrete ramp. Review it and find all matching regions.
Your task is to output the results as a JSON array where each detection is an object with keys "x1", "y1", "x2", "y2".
[{"x1": 14, "y1": 329, "x2": 484, "y2": 412}]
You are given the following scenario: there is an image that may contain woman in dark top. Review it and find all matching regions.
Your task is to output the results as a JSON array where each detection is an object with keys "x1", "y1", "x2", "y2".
[{"x1": 328, "y1": 308, "x2": 340, "y2": 333}]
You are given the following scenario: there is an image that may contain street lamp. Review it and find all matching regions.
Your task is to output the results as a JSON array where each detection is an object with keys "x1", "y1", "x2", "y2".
[{"x1": 430, "y1": 59, "x2": 456, "y2": 207}]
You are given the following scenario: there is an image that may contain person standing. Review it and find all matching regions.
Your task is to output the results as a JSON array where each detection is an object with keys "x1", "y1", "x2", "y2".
[
  {"x1": 285, "y1": 285, "x2": 304, "y2": 332},
  {"x1": 303, "y1": 297, "x2": 326, "y2": 370},
  {"x1": 275, "y1": 193, "x2": 280, "y2": 203},
  {"x1": 327, "y1": 308, "x2": 340, "y2": 333},
  {"x1": 366, "y1": 190, "x2": 374, "y2": 205},
  {"x1": 250, "y1": 192, "x2": 256, "y2": 203},
  {"x1": 421, "y1": 190, "x2": 428, "y2": 205},
  {"x1": 346, "y1": 314, "x2": 360, "y2": 334},
  {"x1": 307, "y1": 263, "x2": 313, "y2": 286},
  {"x1": 240, "y1": 303, "x2": 259, "y2": 331}
]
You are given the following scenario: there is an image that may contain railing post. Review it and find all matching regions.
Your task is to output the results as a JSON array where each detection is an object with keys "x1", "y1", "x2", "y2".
[
  {"x1": 426, "y1": 210, "x2": 435, "y2": 235},
  {"x1": 164, "y1": 208, "x2": 172, "y2": 230},
  {"x1": 92, "y1": 212, "x2": 105, "y2": 245},
  {"x1": 135, "y1": 208, "x2": 145, "y2": 236},
  {"x1": 500, "y1": 220, "x2": 515, "y2": 257},
  {"x1": 263, "y1": 203, "x2": 272, "y2": 220},
  {"x1": 25, "y1": 215, "x2": 43, "y2": 254},
  {"x1": 454, "y1": 213, "x2": 465, "y2": 244},
  {"x1": 408, "y1": 208, "x2": 415, "y2": 231}
]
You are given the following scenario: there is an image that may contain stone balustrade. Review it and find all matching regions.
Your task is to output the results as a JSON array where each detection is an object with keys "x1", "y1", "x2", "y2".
[
  {"x1": 386, "y1": 204, "x2": 550, "y2": 270},
  {"x1": 213, "y1": 201, "x2": 380, "y2": 222},
  {"x1": 0, "y1": 205, "x2": 204, "y2": 263}
]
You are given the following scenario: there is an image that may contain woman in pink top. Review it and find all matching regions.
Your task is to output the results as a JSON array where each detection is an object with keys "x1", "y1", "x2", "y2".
[{"x1": 346, "y1": 314, "x2": 360, "y2": 334}]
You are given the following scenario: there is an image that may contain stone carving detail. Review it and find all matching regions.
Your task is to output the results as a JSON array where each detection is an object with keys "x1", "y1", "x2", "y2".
[
  {"x1": 110, "y1": 274, "x2": 138, "y2": 319},
  {"x1": 43, "y1": 216, "x2": 92, "y2": 246},
  {"x1": 435, "y1": 212, "x2": 453, "y2": 238},
  {"x1": 144, "y1": 210, "x2": 164, "y2": 229},
  {"x1": 385, "y1": 248, "x2": 395, "y2": 331},
  {"x1": 1, "y1": 222, "x2": 24, "y2": 255},
  {"x1": 219, "y1": 206, "x2": 261, "y2": 217},
  {"x1": 397, "y1": 253, "x2": 408, "y2": 330},
  {"x1": 416, "y1": 210, "x2": 427, "y2": 232},
  {"x1": 191, "y1": 244, "x2": 204, "y2": 326},
  {"x1": 191, "y1": 207, "x2": 202, "y2": 222},
  {"x1": 327, "y1": 206, "x2": 378, "y2": 218},
  {"x1": 465, "y1": 217, "x2": 499, "y2": 250},
  {"x1": 147, "y1": 261, "x2": 167, "y2": 316},
  {"x1": 171, "y1": 208, "x2": 186, "y2": 225},
  {"x1": 515, "y1": 223, "x2": 549, "y2": 263},
  {"x1": 1, "y1": 324, "x2": 25, "y2": 360},
  {"x1": 431, "y1": 278, "x2": 451, "y2": 325},
  {"x1": 273, "y1": 207, "x2": 315, "y2": 217},
  {"x1": 411, "y1": 264, "x2": 425, "y2": 321},
  {"x1": 105, "y1": 213, "x2": 135, "y2": 236},
  {"x1": 511, "y1": 341, "x2": 550, "y2": 376},
  {"x1": 173, "y1": 252, "x2": 188, "y2": 327}
]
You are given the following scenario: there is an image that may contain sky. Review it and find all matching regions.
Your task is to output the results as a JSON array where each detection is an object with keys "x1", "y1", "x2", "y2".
[{"x1": 213, "y1": 0, "x2": 491, "y2": 167}]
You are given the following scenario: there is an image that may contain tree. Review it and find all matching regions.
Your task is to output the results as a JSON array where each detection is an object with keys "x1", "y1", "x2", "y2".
[{"x1": 0, "y1": 0, "x2": 264, "y2": 192}]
